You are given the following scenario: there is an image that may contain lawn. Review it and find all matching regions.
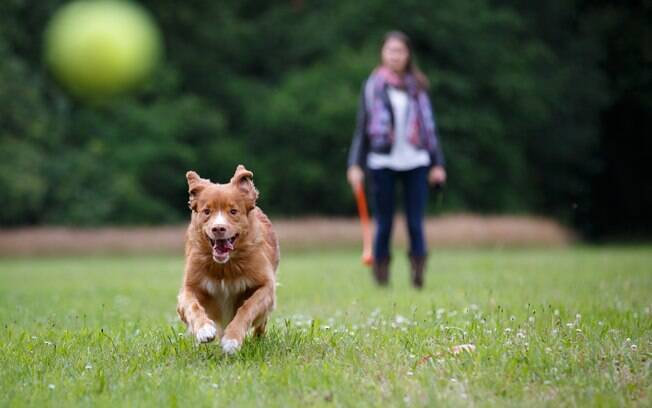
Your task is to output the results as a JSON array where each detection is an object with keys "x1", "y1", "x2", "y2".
[{"x1": 1, "y1": 247, "x2": 651, "y2": 406}]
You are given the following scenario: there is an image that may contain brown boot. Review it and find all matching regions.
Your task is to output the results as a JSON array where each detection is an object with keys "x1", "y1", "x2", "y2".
[
  {"x1": 372, "y1": 257, "x2": 390, "y2": 286},
  {"x1": 409, "y1": 255, "x2": 427, "y2": 289}
]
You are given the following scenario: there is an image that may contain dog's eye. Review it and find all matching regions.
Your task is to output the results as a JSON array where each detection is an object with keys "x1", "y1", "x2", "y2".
[
  {"x1": 203, "y1": 208, "x2": 211, "y2": 215},
  {"x1": 230, "y1": 208, "x2": 238, "y2": 215}
]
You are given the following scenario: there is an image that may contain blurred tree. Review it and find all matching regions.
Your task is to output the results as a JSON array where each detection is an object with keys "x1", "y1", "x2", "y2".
[
  {"x1": 0, "y1": 40, "x2": 64, "y2": 225},
  {"x1": 584, "y1": 0, "x2": 652, "y2": 237},
  {"x1": 0, "y1": 0, "x2": 648, "y2": 238}
]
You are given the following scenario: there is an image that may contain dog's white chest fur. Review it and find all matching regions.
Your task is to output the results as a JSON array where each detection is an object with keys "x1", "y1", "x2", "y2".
[{"x1": 200, "y1": 276, "x2": 250, "y2": 325}]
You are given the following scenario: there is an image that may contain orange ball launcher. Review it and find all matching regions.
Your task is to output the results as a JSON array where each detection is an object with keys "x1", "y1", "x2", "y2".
[{"x1": 354, "y1": 184, "x2": 373, "y2": 266}]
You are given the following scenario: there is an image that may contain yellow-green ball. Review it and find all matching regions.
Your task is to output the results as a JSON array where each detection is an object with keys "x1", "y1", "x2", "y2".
[{"x1": 44, "y1": 0, "x2": 162, "y2": 100}]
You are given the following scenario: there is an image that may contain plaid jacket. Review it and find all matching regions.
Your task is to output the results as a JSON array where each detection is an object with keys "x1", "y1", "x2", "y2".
[{"x1": 347, "y1": 80, "x2": 445, "y2": 169}]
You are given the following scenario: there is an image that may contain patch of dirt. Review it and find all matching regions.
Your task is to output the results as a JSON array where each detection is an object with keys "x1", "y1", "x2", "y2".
[{"x1": 0, "y1": 214, "x2": 575, "y2": 256}]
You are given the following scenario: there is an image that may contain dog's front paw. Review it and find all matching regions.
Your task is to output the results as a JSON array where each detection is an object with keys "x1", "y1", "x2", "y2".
[
  {"x1": 196, "y1": 323, "x2": 217, "y2": 343},
  {"x1": 220, "y1": 336, "x2": 241, "y2": 354}
]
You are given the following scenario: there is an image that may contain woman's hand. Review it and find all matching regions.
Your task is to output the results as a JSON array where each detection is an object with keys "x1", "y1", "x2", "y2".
[
  {"x1": 428, "y1": 166, "x2": 446, "y2": 186},
  {"x1": 347, "y1": 165, "x2": 365, "y2": 190}
]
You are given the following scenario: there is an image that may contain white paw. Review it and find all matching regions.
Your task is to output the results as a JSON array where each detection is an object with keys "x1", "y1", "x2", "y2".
[
  {"x1": 221, "y1": 337, "x2": 241, "y2": 354},
  {"x1": 196, "y1": 323, "x2": 217, "y2": 343}
]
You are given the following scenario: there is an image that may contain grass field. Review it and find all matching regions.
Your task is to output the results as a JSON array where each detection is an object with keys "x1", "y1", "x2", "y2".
[{"x1": 1, "y1": 247, "x2": 651, "y2": 406}]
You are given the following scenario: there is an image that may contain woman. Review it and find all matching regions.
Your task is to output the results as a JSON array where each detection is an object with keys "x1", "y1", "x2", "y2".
[{"x1": 347, "y1": 31, "x2": 446, "y2": 288}]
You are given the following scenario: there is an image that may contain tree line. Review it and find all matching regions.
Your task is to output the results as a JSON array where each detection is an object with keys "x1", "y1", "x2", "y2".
[{"x1": 0, "y1": 0, "x2": 649, "y2": 238}]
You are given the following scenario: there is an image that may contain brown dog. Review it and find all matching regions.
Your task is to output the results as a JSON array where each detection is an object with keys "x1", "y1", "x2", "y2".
[{"x1": 176, "y1": 165, "x2": 279, "y2": 354}]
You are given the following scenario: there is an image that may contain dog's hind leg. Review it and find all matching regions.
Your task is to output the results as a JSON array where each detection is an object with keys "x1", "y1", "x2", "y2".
[{"x1": 253, "y1": 316, "x2": 268, "y2": 337}]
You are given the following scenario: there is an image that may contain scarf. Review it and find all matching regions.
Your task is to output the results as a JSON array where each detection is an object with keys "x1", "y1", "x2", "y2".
[{"x1": 364, "y1": 66, "x2": 438, "y2": 153}]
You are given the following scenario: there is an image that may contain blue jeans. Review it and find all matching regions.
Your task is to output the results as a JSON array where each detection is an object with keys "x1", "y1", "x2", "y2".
[{"x1": 369, "y1": 166, "x2": 429, "y2": 260}]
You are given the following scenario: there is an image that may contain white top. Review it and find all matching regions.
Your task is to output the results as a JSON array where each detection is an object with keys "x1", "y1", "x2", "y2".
[{"x1": 367, "y1": 86, "x2": 431, "y2": 171}]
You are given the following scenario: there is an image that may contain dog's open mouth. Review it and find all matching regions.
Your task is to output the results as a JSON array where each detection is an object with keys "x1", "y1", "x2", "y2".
[{"x1": 208, "y1": 234, "x2": 239, "y2": 262}]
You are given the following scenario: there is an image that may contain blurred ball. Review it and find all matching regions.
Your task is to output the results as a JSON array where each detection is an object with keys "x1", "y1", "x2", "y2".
[{"x1": 44, "y1": 0, "x2": 162, "y2": 100}]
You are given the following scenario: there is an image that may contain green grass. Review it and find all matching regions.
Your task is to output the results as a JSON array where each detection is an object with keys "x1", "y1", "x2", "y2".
[{"x1": 1, "y1": 247, "x2": 651, "y2": 407}]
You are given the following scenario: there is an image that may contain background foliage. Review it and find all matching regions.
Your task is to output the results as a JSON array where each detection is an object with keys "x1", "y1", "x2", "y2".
[{"x1": 0, "y1": 0, "x2": 649, "y2": 237}]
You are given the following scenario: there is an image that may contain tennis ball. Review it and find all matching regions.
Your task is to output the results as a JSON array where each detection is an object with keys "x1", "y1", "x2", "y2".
[{"x1": 44, "y1": 0, "x2": 162, "y2": 100}]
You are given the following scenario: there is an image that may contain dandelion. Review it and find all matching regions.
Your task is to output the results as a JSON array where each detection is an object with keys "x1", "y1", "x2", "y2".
[
  {"x1": 451, "y1": 344, "x2": 476, "y2": 354},
  {"x1": 528, "y1": 316, "x2": 535, "y2": 323},
  {"x1": 395, "y1": 315, "x2": 410, "y2": 325},
  {"x1": 85, "y1": 364, "x2": 93, "y2": 370},
  {"x1": 407, "y1": 371, "x2": 414, "y2": 376},
  {"x1": 211, "y1": 383, "x2": 219, "y2": 389},
  {"x1": 504, "y1": 328, "x2": 512, "y2": 334},
  {"x1": 554, "y1": 309, "x2": 560, "y2": 316},
  {"x1": 631, "y1": 344, "x2": 638, "y2": 352},
  {"x1": 48, "y1": 384, "x2": 55, "y2": 390}
]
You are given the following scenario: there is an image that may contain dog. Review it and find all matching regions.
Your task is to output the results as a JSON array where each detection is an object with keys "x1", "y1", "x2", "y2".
[{"x1": 176, "y1": 165, "x2": 279, "y2": 354}]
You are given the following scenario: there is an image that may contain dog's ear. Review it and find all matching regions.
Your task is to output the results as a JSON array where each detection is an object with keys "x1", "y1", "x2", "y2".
[
  {"x1": 230, "y1": 165, "x2": 258, "y2": 212},
  {"x1": 186, "y1": 170, "x2": 209, "y2": 212}
]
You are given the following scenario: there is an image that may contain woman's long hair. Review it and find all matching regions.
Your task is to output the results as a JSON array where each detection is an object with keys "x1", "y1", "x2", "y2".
[{"x1": 381, "y1": 31, "x2": 430, "y2": 90}]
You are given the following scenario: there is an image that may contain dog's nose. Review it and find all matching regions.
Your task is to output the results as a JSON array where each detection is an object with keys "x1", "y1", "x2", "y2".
[{"x1": 212, "y1": 225, "x2": 227, "y2": 234}]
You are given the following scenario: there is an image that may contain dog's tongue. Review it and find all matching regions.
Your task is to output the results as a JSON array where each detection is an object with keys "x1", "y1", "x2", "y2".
[{"x1": 214, "y1": 238, "x2": 234, "y2": 253}]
